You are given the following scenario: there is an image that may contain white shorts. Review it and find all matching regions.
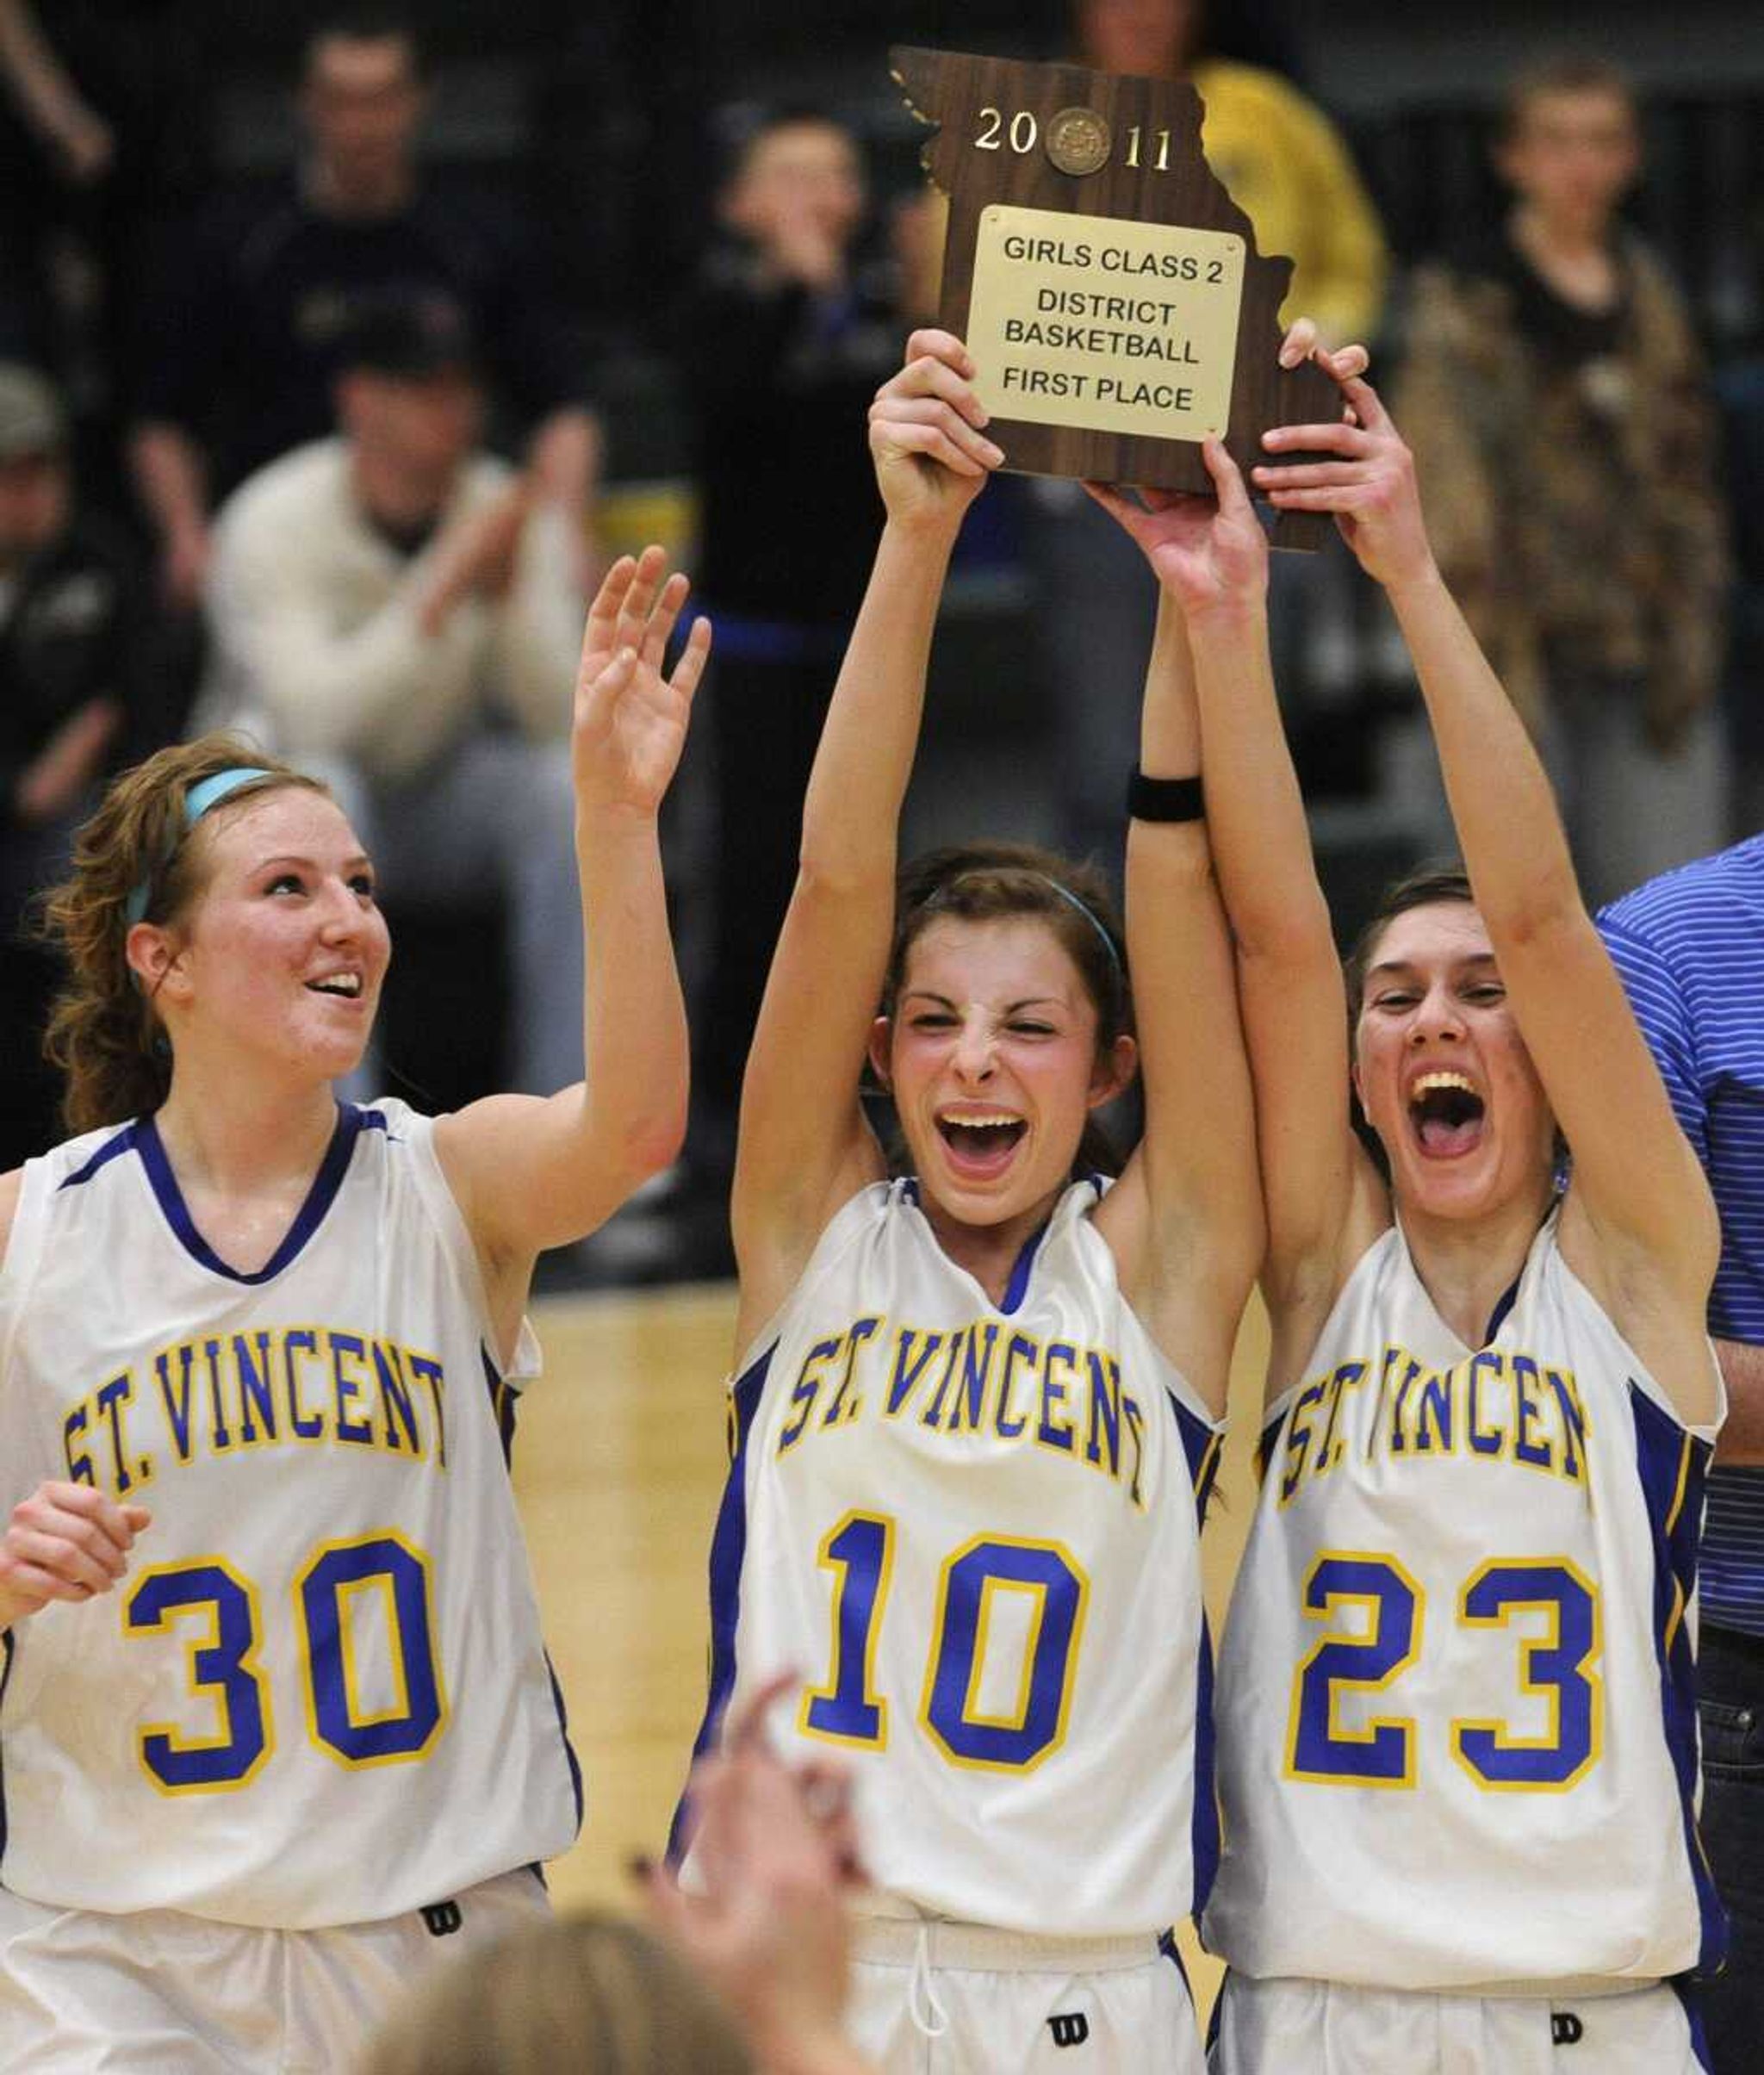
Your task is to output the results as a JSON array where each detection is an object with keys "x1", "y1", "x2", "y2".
[
  {"x1": 848, "y1": 1918, "x2": 1206, "y2": 2074},
  {"x1": 0, "y1": 1867, "x2": 550, "y2": 2073},
  {"x1": 1209, "y1": 1972, "x2": 1711, "y2": 2075}
]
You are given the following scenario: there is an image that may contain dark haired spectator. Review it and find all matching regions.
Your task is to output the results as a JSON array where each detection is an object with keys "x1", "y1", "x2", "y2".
[
  {"x1": 128, "y1": 7, "x2": 598, "y2": 614},
  {"x1": 1394, "y1": 53, "x2": 1729, "y2": 906},
  {"x1": 674, "y1": 108, "x2": 908, "y2": 1209},
  {"x1": 194, "y1": 291, "x2": 586, "y2": 1102},
  {"x1": 0, "y1": 362, "x2": 154, "y2": 1165}
]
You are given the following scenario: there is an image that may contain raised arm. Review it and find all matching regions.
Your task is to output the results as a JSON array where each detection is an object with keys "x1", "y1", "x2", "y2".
[
  {"x1": 1075, "y1": 507, "x2": 1260, "y2": 1411},
  {"x1": 1086, "y1": 369, "x2": 1385, "y2": 1380},
  {"x1": 1258, "y1": 372, "x2": 1720, "y2": 1419},
  {"x1": 730, "y1": 332, "x2": 1001, "y2": 1344},
  {"x1": 436, "y1": 550, "x2": 708, "y2": 1308}
]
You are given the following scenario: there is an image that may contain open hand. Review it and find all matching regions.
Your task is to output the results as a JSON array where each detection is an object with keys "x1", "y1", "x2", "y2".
[
  {"x1": 0, "y1": 1481, "x2": 151, "y2": 1628},
  {"x1": 1252, "y1": 357, "x2": 1436, "y2": 591},
  {"x1": 1084, "y1": 439, "x2": 1270, "y2": 614},
  {"x1": 867, "y1": 329, "x2": 1003, "y2": 533},
  {"x1": 573, "y1": 546, "x2": 711, "y2": 816}
]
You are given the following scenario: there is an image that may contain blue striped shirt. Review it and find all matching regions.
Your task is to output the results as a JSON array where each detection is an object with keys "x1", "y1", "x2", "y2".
[{"x1": 1600, "y1": 836, "x2": 1764, "y2": 1637}]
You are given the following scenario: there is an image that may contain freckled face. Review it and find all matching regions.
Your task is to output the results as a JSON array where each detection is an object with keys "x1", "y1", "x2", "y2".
[
  {"x1": 156, "y1": 789, "x2": 390, "y2": 1081},
  {"x1": 871, "y1": 916, "x2": 1129, "y2": 1228},
  {"x1": 1353, "y1": 902, "x2": 1556, "y2": 1222}
]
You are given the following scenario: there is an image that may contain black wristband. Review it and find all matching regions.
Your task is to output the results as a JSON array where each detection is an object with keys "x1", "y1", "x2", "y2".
[{"x1": 1127, "y1": 767, "x2": 1205, "y2": 823}]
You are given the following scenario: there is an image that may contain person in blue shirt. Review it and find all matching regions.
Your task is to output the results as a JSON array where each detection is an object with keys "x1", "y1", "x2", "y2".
[{"x1": 1600, "y1": 836, "x2": 1764, "y2": 2072}]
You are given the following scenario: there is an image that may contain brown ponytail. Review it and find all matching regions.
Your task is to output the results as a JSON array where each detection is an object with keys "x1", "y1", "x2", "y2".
[{"x1": 39, "y1": 735, "x2": 325, "y2": 1134}]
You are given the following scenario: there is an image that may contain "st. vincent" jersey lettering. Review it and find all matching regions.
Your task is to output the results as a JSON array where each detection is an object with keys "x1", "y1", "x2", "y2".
[
  {"x1": 1274, "y1": 1341, "x2": 1591, "y2": 1508},
  {"x1": 60, "y1": 1326, "x2": 449, "y2": 1495},
  {"x1": 774, "y1": 1313, "x2": 1148, "y2": 1508}
]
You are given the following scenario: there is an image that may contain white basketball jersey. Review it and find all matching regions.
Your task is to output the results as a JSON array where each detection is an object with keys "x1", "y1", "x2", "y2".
[
  {"x1": 683, "y1": 1177, "x2": 1222, "y2": 1936},
  {"x1": 1204, "y1": 1210, "x2": 1725, "y2": 1989},
  {"x1": 0, "y1": 1100, "x2": 580, "y2": 1929}
]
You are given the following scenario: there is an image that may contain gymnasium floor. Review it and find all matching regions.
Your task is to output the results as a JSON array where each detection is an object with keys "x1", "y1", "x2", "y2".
[{"x1": 518, "y1": 1275, "x2": 1273, "y2": 2012}]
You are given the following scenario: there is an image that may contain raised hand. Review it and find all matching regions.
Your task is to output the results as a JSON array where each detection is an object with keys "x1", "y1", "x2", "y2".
[
  {"x1": 1253, "y1": 359, "x2": 1436, "y2": 591},
  {"x1": 572, "y1": 545, "x2": 711, "y2": 817},
  {"x1": 1084, "y1": 330, "x2": 1372, "y2": 614},
  {"x1": 1084, "y1": 442, "x2": 1270, "y2": 616},
  {"x1": 0, "y1": 1481, "x2": 151, "y2": 1628},
  {"x1": 867, "y1": 329, "x2": 1004, "y2": 533},
  {"x1": 646, "y1": 1673, "x2": 868, "y2": 2075}
]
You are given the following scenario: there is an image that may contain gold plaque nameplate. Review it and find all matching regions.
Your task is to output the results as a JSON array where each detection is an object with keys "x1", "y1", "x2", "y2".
[{"x1": 966, "y1": 203, "x2": 1245, "y2": 444}]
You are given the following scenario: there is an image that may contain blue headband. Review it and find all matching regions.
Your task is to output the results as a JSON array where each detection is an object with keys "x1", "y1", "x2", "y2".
[
  {"x1": 1033, "y1": 873, "x2": 1124, "y2": 982},
  {"x1": 124, "y1": 767, "x2": 274, "y2": 927}
]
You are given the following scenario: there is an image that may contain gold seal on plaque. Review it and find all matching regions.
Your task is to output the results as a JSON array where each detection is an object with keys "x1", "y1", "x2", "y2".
[{"x1": 1046, "y1": 106, "x2": 1110, "y2": 177}]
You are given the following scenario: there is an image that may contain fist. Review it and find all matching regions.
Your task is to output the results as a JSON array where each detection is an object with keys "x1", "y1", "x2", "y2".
[{"x1": 0, "y1": 1482, "x2": 151, "y2": 1624}]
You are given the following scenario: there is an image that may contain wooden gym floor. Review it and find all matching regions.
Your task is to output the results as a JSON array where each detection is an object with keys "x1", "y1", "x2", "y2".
[{"x1": 518, "y1": 1277, "x2": 1272, "y2": 2015}]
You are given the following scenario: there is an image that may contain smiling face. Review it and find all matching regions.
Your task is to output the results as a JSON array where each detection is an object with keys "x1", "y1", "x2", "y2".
[
  {"x1": 870, "y1": 914, "x2": 1134, "y2": 1233},
  {"x1": 141, "y1": 787, "x2": 390, "y2": 1084},
  {"x1": 1352, "y1": 901, "x2": 1556, "y2": 1223}
]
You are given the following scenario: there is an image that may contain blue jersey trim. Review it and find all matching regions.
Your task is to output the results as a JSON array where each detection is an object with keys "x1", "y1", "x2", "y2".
[
  {"x1": 1629, "y1": 1382, "x2": 1729, "y2": 1979},
  {"x1": 1169, "y1": 1392, "x2": 1222, "y2": 1914},
  {"x1": 1481, "y1": 1269, "x2": 1523, "y2": 1348},
  {"x1": 545, "y1": 1652, "x2": 586, "y2": 1834},
  {"x1": 0, "y1": 1627, "x2": 13, "y2": 1873},
  {"x1": 998, "y1": 1215, "x2": 1052, "y2": 1317},
  {"x1": 668, "y1": 1346, "x2": 773, "y2": 1863},
  {"x1": 1190, "y1": 1612, "x2": 1221, "y2": 1916},
  {"x1": 134, "y1": 1101, "x2": 374, "y2": 1285},
  {"x1": 57, "y1": 1121, "x2": 140, "y2": 1191},
  {"x1": 1670, "y1": 1975, "x2": 1716, "y2": 2070},
  {"x1": 480, "y1": 1345, "x2": 518, "y2": 1471}
]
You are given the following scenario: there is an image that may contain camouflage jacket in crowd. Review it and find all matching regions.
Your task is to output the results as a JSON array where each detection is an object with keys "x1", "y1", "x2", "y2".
[{"x1": 1393, "y1": 233, "x2": 1729, "y2": 746}]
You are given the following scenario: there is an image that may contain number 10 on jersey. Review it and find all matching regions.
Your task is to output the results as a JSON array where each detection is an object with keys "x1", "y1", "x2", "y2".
[{"x1": 801, "y1": 1512, "x2": 1090, "y2": 1773}]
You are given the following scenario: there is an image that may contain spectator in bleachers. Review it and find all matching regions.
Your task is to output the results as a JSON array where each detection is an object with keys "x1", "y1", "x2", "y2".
[
  {"x1": 0, "y1": 0, "x2": 208, "y2": 475},
  {"x1": 1077, "y1": 0, "x2": 1386, "y2": 348},
  {"x1": 128, "y1": 4, "x2": 598, "y2": 615},
  {"x1": 0, "y1": 359, "x2": 153, "y2": 1166},
  {"x1": 674, "y1": 107, "x2": 907, "y2": 1212},
  {"x1": 194, "y1": 289, "x2": 586, "y2": 1101},
  {"x1": 1394, "y1": 53, "x2": 1730, "y2": 907},
  {"x1": 1035, "y1": 0, "x2": 1390, "y2": 878}
]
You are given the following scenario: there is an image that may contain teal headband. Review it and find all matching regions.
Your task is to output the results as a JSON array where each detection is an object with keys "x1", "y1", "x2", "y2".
[{"x1": 124, "y1": 767, "x2": 274, "y2": 927}]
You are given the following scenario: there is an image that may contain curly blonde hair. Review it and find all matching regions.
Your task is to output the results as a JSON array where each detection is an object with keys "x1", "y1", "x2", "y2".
[{"x1": 40, "y1": 735, "x2": 326, "y2": 1133}]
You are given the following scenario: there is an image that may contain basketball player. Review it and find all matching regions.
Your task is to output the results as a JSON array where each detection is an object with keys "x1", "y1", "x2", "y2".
[
  {"x1": 678, "y1": 328, "x2": 1264, "y2": 2072},
  {"x1": 0, "y1": 549, "x2": 709, "y2": 2070},
  {"x1": 1093, "y1": 346, "x2": 1724, "y2": 2068}
]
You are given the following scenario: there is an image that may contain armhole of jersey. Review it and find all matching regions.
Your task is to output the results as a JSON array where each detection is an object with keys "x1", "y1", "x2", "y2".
[
  {"x1": 386, "y1": 1103, "x2": 539, "y2": 1389},
  {"x1": 0, "y1": 1157, "x2": 56, "y2": 1384},
  {"x1": 1551, "y1": 1242, "x2": 1725, "y2": 1444},
  {"x1": 1262, "y1": 1226, "x2": 1396, "y2": 1427},
  {"x1": 730, "y1": 1181, "x2": 891, "y2": 1382},
  {"x1": 1075, "y1": 1183, "x2": 1228, "y2": 1439}
]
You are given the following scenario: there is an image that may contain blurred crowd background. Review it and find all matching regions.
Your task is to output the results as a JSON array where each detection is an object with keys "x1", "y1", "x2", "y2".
[{"x1": 2, "y1": 0, "x2": 1761, "y2": 1286}]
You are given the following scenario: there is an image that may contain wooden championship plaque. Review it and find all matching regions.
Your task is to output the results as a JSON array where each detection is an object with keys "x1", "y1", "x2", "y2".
[{"x1": 891, "y1": 46, "x2": 1339, "y2": 548}]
